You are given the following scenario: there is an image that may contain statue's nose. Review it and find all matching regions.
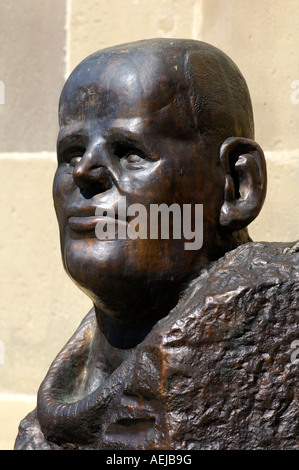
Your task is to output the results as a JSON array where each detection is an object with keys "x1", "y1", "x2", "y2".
[{"x1": 72, "y1": 150, "x2": 113, "y2": 195}]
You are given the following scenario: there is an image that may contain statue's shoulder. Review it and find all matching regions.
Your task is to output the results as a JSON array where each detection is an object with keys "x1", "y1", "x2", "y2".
[
  {"x1": 181, "y1": 240, "x2": 299, "y2": 314},
  {"x1": 142, "y1": 241, "x2": 298, "y2": 449}
]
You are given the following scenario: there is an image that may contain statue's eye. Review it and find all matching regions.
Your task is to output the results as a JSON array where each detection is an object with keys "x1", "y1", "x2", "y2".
[
  {"x1": 125, "y1": 153, "x2": 144, "y2": 164},
  {"x1": 114, "y1": 145, "x2": 147, "y2": 169},
  {"x1": 68, "y1": 148, "x2": 85, "y2": 166},
  {"x1": 121, "y1": 151, "x2": 146, "y2": 169}
]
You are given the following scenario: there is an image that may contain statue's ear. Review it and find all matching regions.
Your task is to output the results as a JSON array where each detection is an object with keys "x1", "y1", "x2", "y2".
[{"x1": 219, "y1": 137, "x2": 267, "y2": 231}]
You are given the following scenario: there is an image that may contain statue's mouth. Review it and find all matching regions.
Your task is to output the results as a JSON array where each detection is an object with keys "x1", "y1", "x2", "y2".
[
  {"x1": 68, "y1": 214, "x2": 127, "y2": 233},
  {"x1": 67, "y1": 202, "x2": 128, "y2": 236}
]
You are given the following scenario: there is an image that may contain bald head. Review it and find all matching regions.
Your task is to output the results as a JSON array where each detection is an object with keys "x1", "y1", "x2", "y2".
[{"x1": 60, "y1": 38, "x2": 254, "y2": 145}]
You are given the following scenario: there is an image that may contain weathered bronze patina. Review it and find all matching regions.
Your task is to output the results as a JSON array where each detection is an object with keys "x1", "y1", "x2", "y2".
[{"x1": 15, "y1": 39, "x2": 298, "y2": 450}]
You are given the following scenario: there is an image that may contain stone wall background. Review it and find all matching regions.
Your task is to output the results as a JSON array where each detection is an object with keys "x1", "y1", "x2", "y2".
[{"x1": 0, "y1": 0, "x2": 298, "y2": 449}]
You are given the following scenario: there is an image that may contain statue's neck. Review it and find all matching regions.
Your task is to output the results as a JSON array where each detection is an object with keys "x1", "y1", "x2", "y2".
[
  {"x1": 94, "y1": 305, "x2": 165, "y2": 349},
  {"x1": 99, "y1": 324, "x2": 134, "y2": 371},
  {"x1": 90, "y1": 276, "x2": 185, "y2": 349}
]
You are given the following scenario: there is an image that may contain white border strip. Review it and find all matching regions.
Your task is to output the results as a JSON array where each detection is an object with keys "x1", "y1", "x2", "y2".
[
  {"x1": 264, "y1": 149, "x2": 299, "y2": 164},
  {"x1": 192, "y1": 0, "x2": 204, "y2": 40},
  {"x1": 0, "y1": 393, "x2": 36, "y2": 404},
  {"x1": 65, "y1": 0, "x2": 72, "y2": 80},
  {"x1": 0, "y1": 152, "x2": 57, "y2": 161}
]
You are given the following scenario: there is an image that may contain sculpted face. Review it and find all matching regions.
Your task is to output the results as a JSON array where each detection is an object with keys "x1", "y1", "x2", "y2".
[{"x1": 53, "y1": 41, "x2": 266, "y2": 347}]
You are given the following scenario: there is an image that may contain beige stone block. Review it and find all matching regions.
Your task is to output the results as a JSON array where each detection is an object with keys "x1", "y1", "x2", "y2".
[
  {"x1": 0, "y1": 154, "x2": 91, "y2": 396},
  {"x1": 69, "y1": 0, "x2": 200, "y2": 70},
  {"x1": 0, "y1": 1, "x2": 67, "y2": 152},
  {"x1": 0, "y1": 395, "x2": 36, "y2": 450},
  {"x1": 249, "y1": 150, "x2": 299, "y2": 242},
  {"x1": 199, "y1": 0, "x2": 299, "y2": 152}
]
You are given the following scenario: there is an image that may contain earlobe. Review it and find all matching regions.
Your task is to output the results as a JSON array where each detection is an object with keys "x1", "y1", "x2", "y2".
[{"x1": 219, "y1": 137, "x2": 267, "y2": 231}]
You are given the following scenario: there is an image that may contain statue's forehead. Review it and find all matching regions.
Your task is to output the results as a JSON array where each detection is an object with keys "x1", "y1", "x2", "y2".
[{"x1": 59, "y1": 52, "x2": 189, "y2": 125}]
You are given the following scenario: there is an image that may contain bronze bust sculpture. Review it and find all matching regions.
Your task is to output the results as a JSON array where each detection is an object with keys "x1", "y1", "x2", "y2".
[{"x1": 15, "y1": 39, "x2": 298, "y2": 450}]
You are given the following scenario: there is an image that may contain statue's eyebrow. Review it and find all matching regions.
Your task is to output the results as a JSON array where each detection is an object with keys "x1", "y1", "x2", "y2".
[
  {"x1": 106, "y1": 127, "x2": 144, "y2": 146},
  {"x1": 105, "y1": 127, "x2": 157, "y2": 160},
  {"x1": 57, "y1": 127, "x2": 88, "y2": 155}
]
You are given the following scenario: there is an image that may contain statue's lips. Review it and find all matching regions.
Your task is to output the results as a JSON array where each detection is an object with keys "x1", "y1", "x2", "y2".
[
  {"x1": 68, "y1": 216, "x2": 128, "y2": 232},
  {"x1": 67, "y1": 205, "x2": 127, "y2": 232},
  {"x1": 67, "y1": 204, "x2": 127, "y2": 232}
]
